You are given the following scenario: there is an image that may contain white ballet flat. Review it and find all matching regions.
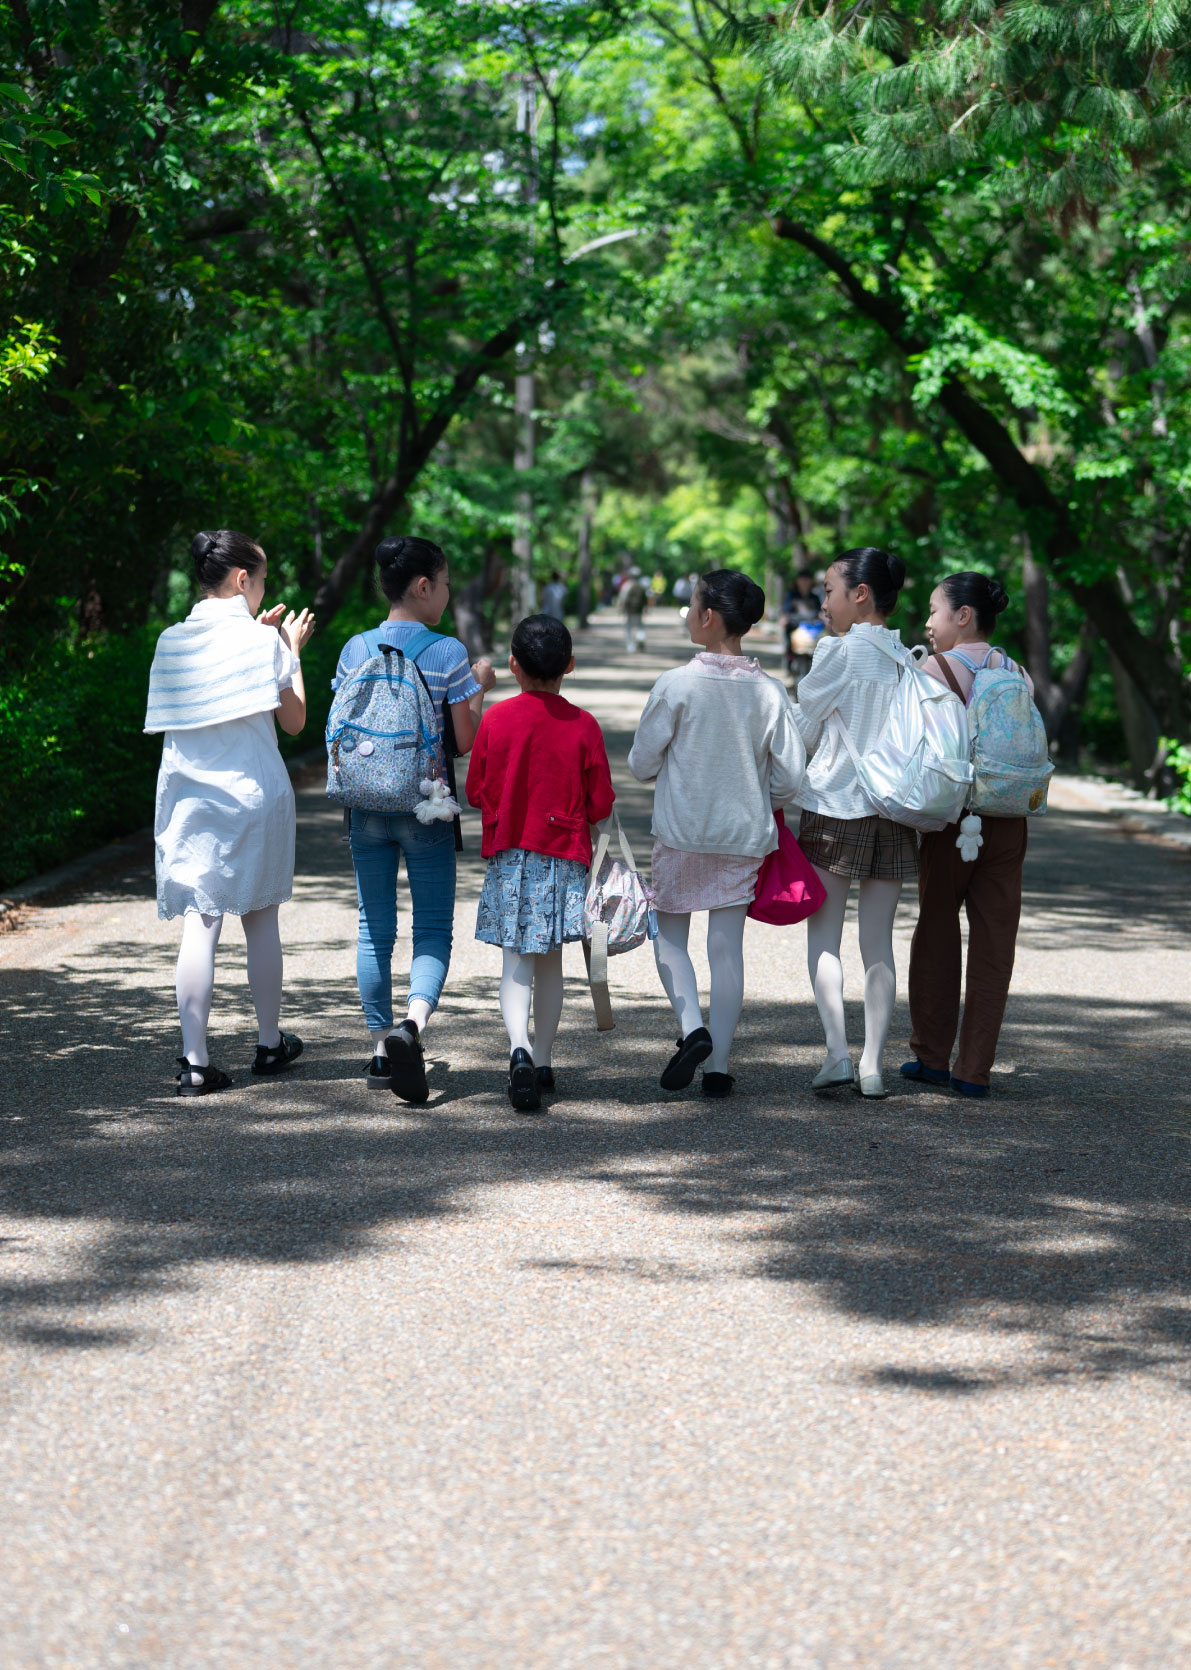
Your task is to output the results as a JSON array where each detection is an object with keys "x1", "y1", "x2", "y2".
[
  {"x1": 811, "y1": 1057, "x2": 856, "y2": 1092},
  {"x1": 857, "y1": 1073, "x2": 887, "y2": 1099}
]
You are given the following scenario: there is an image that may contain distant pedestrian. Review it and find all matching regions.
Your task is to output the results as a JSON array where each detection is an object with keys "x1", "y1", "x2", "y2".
[
  {"x1": 145, "y1": 529, "x2": 315, "y2": 1097},
  {"x1": 467, "y1": 615, "x2": 615, "y2": 1113},
  {"x1": 672, "y1": 573, "x2": 693, "y2": 606},
  {"x1": 619, "y1": 567, "x2": 648, "y2": 652},
  {"x1": 902, "y1": 573, "x2": 1037, "y2": 1099},
  {"x1": 792, "y1": 546, "x2": 914, "y2": 1100},
  {"x1": 629, "y1": 570, "x2": 806, "y2": 1098},
  {"x1": 332, "y1": 536, "x2": 496, "y2": 1102},
  {"x1": 540, "y1": 570, "x2": 567, "y2": 620}
]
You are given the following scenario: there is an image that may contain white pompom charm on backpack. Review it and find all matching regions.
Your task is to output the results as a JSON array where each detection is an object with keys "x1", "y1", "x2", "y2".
[
  {"x1": 956, "y1": 813, "x2": 983, "y2": 861},
  {"x1": 415, "y1": 776, "x2": 461, "y2": 824}
]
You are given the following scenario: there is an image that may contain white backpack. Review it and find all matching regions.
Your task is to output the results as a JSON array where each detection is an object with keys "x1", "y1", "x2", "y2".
[
  {"x1": 829, "y1": 638, "x2": 974, "y2": 832},
  {"x1": 944, "y1": 648, "x2": 1053, "y2": 817}
]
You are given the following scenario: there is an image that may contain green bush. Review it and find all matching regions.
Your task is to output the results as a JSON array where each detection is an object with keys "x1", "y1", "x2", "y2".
[{"x1": 0, "y1": 598, "x2": 379, "y2": 890}]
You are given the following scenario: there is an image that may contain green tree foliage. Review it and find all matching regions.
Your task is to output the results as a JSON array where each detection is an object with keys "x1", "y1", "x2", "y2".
[{"x1": 2, "y1": 0, "x2": 1190, "y2": 884}]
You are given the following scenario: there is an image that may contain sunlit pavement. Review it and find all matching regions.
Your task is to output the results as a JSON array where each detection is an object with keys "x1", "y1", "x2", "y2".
[{"x1": 2, "y1": 609, "x2": 1190, "y2": 1667}]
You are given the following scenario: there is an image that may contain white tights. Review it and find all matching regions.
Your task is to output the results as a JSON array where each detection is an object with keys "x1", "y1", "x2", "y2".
[
  {"x1": 653, "y1": 905, "x2": 748, "y2": 1075},
  {"x1": 805, "y1": 870, "x2": 901, "y2": 1078},
  {"x1": 499, "y1": 945, "x2": 565, "y2": 1065},
  {"x1": 176, "y1": 906, "x2": 284, "y2": 1067}
]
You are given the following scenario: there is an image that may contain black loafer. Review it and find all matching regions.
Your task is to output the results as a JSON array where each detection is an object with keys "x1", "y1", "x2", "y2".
[
  {"x1": 252, "y1": 1032, "x2": 303, "y2": 1076},
  {"x1": 509, "y1": 1048, "x2": 542, "y2": 1113},
  {"x1": 702, "y1": 1071, "x2": 734, "y2": 1099},
  {"x1": 386, "y1": 1020, "x2": 429, "y2": 1104},
  {"x1": 660, "y1": 1027, "x2": 713, "y2": 1090},
  {"x1": 176, "y1": 1058, "x2": 232, "y2": 1098},
  {"x1": 535, "y1": 1065, "x2": 556, "y2": 1093},
  {"x1": 365, "y1": 1053, "x2": 391, "y2": 1091}
]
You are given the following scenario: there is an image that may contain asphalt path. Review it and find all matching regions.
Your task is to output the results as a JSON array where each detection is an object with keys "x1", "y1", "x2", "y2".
[{"x1": 2, "y1": 610, "x2": 1190, "y2": 1668}]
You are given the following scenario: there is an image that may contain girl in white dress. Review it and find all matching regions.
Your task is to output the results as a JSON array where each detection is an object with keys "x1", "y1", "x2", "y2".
[{"x1": 145, "y1": 529, "x2": 314, "y2": 1096}]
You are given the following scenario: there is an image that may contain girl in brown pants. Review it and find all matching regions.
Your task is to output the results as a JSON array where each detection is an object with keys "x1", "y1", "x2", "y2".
[{"x1": 902, "y1": 572, "x2": 1035, "y2": 1099}]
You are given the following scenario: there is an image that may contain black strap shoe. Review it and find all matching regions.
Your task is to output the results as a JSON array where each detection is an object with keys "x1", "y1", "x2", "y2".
[
  {"x1": 252, "y1": 1032, "x2": 303, "y2": 1076},
  {"x1": 535, "y1": 1065, "x2": 556, "y2": 1093},
  {"x1": 365, "y1": 1054, "x2": 391, "y2": 1091},
  {"x1": 702, "y1": 1071, "x2": 735, "y2": 1099},
  {"x1": 176, "y1": 1059, "x2": 232, "y2": 1098},
  {"x1": 386, "y1": 1020, "x2": 429, "y2": 1104},
  {"x1": 660, "y1": 1027, "x2": 713, "y2": 1090},
  {"x1": 508, "y1": 1048, "x2": 542, "y2": 1113}
]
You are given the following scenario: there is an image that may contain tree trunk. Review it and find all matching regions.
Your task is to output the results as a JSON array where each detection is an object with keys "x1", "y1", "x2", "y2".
[
  {"x1": 576, "y1": 465, "x2": 596, "y2": 628},
  {"x1": 513, "y1": 360, "x2": 535, "y2": 621},
  {"x1": 1109, "y1": 649, "x2": 1162, "y2": 789}
]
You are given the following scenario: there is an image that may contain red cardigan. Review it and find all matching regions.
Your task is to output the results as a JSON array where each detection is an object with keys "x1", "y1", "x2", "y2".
[{"x1": 466, "y1": 691, "x2": 615, "y2": 865}]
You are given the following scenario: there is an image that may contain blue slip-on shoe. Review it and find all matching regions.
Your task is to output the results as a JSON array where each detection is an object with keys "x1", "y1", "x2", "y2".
[
  {"x1": 951, "y1": 1076, "x2": 989, "y2": 1099},
  {"x1": 900, "y1": 1058, "x2": 950, "y2": 1085}
]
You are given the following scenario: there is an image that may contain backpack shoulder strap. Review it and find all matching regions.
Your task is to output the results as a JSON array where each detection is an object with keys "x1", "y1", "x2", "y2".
[
  {"x1": 359, "y1": 626, "x2": 386, "y2": 658},
  {"x1": 934, "y1": 654, "x2": 967, "y2": 702},
  {"x1": 402, "y1": 627, "x2": 443, "y2": 665}
]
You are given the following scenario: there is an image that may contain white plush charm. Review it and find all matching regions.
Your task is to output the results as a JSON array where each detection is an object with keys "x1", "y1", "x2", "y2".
[
  {"x1": 956, "y1": 813, "x2": 984, "y2": 861},
  {"x1": 415, "y1": 777, "x2": 461, "y2": 824}
]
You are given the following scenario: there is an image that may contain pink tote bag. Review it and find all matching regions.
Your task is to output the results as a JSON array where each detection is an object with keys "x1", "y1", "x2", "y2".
[{"x1": 747, "y1": 810, "x2": 826, "y2": 926}]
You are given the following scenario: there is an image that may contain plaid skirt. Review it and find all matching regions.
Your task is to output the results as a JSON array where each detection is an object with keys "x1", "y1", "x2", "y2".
[{"x1": 798, "y1": 810, "x2": 918, "y2": 882}]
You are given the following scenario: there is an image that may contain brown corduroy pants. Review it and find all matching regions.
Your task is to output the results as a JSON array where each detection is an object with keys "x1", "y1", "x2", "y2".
[{"x1": 907, "y1": 816, "x2": 1028, "y2": 1087}]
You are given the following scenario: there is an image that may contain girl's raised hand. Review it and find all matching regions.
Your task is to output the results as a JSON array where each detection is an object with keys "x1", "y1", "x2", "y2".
[
  {"x1": 472, "y1": 656, "x2": 497, "y2": 692},
  {"x1": 257, "y1": 603, "x2": 287, "y2": 629},
  {"x1": 279, "y1": 607, "x2": 316, "y2": 653}
]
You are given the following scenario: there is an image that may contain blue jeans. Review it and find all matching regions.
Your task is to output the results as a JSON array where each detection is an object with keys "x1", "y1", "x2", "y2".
[{"x1": 349, "y1": 810, "x2": 456, "y2": 1031}]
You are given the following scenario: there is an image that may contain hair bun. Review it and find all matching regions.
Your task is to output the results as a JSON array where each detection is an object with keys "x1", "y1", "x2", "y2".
[
  {"x1": 192, "y1": 530, "x2": 216, "y2": 560},
  {"x1": 987, "y1": 579, "x2": 1010, "y2": 615},
  {"x1": 884, "y1": 551, "x2": 907, "y2": 593}
]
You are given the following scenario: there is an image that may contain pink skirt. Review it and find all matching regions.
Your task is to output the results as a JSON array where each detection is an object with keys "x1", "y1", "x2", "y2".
[{"x1": 650, "y1": 840, "x2": 762, "y2": 913}]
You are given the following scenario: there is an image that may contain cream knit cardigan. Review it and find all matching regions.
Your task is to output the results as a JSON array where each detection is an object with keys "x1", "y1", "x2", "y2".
[{"x1": 628, "y1": 655, "x2": 807, "y2": 857}]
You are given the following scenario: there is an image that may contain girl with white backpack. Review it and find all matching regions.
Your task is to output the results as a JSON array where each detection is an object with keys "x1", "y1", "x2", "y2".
[
  {"x1": 902, "y1": 572, "x2": 1044, "y2": 1099},
  {"x1": 792, "y1": 547, "x2": 916, "y2": 1100}
]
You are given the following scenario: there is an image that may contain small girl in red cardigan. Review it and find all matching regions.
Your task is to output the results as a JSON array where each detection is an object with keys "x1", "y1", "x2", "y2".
[{"x1": 466, "y1": 615, "x2": 615, "y2": 1112}]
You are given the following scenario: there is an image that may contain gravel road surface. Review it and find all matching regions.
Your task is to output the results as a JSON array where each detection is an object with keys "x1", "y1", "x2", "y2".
[{"x1": 2, "y1": 612, "x2": 1189, "y2": 1668}]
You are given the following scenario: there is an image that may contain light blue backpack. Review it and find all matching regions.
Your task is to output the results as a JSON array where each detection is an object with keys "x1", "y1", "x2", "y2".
[
  {"x1": 948, "y1": 647, "x2": 1053, "y2": 817},
  {"x1": 326, "y1": 627, "x2": 443, "y2": 814}
]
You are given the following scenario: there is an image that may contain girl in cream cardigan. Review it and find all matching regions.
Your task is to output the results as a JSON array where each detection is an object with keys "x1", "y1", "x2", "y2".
[{"x1": 628, "y1": 570, "x2": 805, "y2": 1098}]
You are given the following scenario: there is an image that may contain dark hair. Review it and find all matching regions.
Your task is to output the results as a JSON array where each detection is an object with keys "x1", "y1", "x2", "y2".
[
  {"x1": 511, "y1": 613, "x2": 573, "y2": 681},
  {"x1": 376, "y1": 535, "x2": 447, "y2": 603},
  {"x1": 191, "y1": 529, "x2": 264, "y2": 592},
  {"x1": 696, "y1": 568, "x2": 766, "y2": 637},
  {"x1": 795, "y1": 567, "x2": 815, "y2": 582},
  {"x1": 831, "y1": 546, "x2": 906, "y2": 615},
  {"x1": 938, "y1": 571, "x2": 1010, "y2": 635}
]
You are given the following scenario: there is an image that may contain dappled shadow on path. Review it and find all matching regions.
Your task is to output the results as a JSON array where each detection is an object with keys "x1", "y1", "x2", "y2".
[
  {"x1": 2, "y1": 934, "x2": 1189, "y2": 1391},
  {"x1": 2, "y1": 615, "x2": 1189, "y2": 1391}
]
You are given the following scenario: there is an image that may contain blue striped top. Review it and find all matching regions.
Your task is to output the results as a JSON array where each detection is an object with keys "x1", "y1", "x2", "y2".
[{"x1": 332, "y1": 621, "x2": 481, "y2": 738}]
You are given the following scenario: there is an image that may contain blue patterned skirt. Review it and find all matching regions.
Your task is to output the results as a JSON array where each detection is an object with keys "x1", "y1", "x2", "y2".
[{"x1": 475, "y1": 848, "x2": 589, "y2": 953}]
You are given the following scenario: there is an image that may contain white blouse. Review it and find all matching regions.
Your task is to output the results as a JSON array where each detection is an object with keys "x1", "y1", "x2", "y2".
[
  {"x1": 154, "y1": 600, "x2": 300, "y2": 919},
  {"x1": 793, "y1": 623, "x2": 905, "y2": 820}
]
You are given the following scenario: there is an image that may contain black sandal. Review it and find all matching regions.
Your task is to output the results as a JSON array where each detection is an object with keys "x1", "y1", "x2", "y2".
[
  {"x1": 251, "y1": 1032, "x2": 304, "y2": 1076},
  {"x1": 176, "y1": 1059, "x2": 233, "y2": 1098}
]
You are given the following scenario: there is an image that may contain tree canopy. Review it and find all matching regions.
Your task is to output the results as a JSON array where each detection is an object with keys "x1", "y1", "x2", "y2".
[{"x1": 2, "y1": 0, "x2": 1190, "y2": 880}]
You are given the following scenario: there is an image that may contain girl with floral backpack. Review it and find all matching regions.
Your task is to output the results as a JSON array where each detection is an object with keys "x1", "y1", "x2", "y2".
[{"x1": 902, "y1": 571, "x2": 1047, "y2": 1099}]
